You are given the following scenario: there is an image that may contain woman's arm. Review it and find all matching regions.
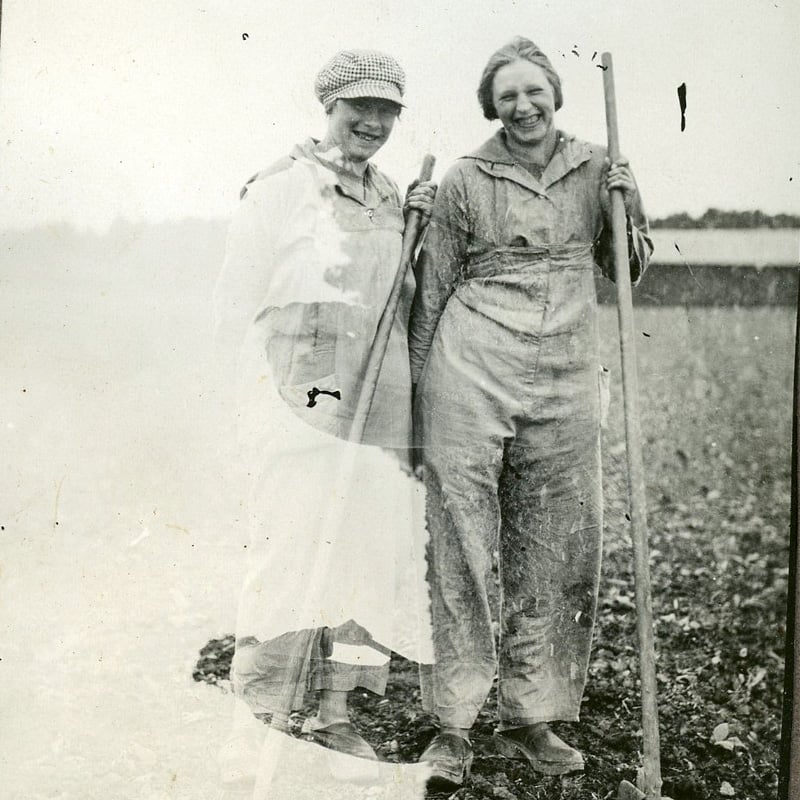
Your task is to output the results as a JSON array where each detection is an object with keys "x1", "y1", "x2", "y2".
[
  {"x1": 212, "y1": 173, "x2": 296, "y2": 391},
  {"x1": 408, "y1": 169, "x2": 469, "y2": 385},
  {"x1": 595, "y1": 158, "x2": 653, "y2": 285}
]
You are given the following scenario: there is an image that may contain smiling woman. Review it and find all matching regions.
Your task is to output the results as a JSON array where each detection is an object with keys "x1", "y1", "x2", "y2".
[
  {"x1": 212, "y1": 48, "x2": 437, "y2": 792},
  {"x1": 322, "y1": 98, "x2": 402, "y2": 166},
  {"x1": 490, "y1": 61, "x2": 557, "y2": 160},
  {"x1": 409, "y1": 36, "x2": 653, "y2": 791},
  {"x1": 478, "y1": 41, "x2": 563, "y2": 173},
  {"x1": 314, "y1": 51, "x2": 406, "y2": 172}
]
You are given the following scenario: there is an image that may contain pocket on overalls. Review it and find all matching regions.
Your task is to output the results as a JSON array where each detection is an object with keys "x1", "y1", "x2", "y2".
[
  {"x1": 598, "y1": 365, "x2": 611, "y2": 429},
  {"x1": 278, "y1": 373, "x2": 343, "y2": 437}
]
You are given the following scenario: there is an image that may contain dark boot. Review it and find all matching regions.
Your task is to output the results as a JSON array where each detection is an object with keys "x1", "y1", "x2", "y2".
[
  {"x1": 493, "y1": 722, "x2": 584, "y2": 775},
  {"x1": 419, "y1": 733, "x2": 474, "y2": 790}
]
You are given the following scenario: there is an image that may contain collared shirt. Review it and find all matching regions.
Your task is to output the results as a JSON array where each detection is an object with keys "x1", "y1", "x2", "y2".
[{"x1": 241, "y1": 138, "x2": 400, "y2": 209}]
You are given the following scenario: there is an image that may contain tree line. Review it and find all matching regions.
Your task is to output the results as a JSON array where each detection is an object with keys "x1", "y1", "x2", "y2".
[{"x1": 651, "y1": 209, "x2": 800, "y2": 229}]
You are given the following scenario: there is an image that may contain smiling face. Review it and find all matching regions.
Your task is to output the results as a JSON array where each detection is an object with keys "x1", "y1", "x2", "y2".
[
  {"x1": 491, "y1": 59, "x2": 556, "y2": 152},
  {"x1": 324, "y1": 97, "x2": 400, "y2": 163}
]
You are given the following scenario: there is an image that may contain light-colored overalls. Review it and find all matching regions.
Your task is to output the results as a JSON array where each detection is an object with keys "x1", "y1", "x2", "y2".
[{"x1": 409, "y1": 130, "x2": 652, "y2": 729}]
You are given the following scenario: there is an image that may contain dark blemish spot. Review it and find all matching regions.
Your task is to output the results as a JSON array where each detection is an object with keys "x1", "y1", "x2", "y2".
[
  {"x1": 307, "y1": 387, "x2": 341, "y2": 407},
  {"x1": 642, "y1": 331, "x2": 651, "y2": 337},
  {"x1": 625, "y1": 513, "x2": 631, "y2": 521},
  {"x1": 596, "y1": 64, "x2": 608, "y2": 71},
  {"x1": 591, "y1": 51, "x2": 597, "y2": 61},
  {"x1": 677, "y1": 83, "x2": 687, "y2": 131},
  {"x1": 242, "y1": 33, "x2": 249, "y2": 40},
  {"x1": 22, "y1": 388, "x2": 26, "y2": 393},
  {"x1": 571, "y1": 46, "x2": 580, "y2": 57}
]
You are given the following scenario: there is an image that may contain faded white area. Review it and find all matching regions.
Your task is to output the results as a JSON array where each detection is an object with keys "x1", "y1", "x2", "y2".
[
  {"x1": 0, "y1": 212, "x2": 433, "y2": 796},
  {"x1": 1, "y1": 0, "x2": 799, "y2": 230},
  {"x1": 0, "y1": 232, "x2": 247, "y2": 798}
]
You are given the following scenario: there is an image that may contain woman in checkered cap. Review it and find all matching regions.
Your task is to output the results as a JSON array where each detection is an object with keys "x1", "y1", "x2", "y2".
[{"x1": 213, "y1": 49, "x2": 436, "y2": 777}]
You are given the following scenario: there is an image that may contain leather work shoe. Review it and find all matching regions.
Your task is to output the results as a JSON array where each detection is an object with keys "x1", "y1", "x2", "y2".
[
  {"x1": 493, "y1": 722, "x2": 584, "y2": 776},
  {"x1": 300, "y1": 719, "x2": 379, "y2": 761},
  {"x1": 418, "y1": 733, "x2": 474, "y2": 791}
]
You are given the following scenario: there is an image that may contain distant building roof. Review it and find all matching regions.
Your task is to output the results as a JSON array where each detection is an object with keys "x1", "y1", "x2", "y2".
[{"x1": 650, "y1": 228, "x2": 799, "y2": 267}]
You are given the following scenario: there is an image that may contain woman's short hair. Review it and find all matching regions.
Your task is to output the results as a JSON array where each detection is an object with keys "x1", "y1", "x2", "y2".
[{"x1": 477, "y1": 36, "x2": 563, "y2": 120}]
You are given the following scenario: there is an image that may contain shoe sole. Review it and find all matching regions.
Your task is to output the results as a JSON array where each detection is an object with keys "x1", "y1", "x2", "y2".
[
  {"x1": 423, "y1": 752, "x2": 473, "y2": 791},
  {"x1": 300, "y1": 730, "x2": 379, "y2": 762},
  {"x1": 493, "y1": 732, "x2": 584, "y2": 776}
]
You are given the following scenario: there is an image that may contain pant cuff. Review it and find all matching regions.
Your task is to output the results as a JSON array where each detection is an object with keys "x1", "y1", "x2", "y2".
[
  {"x1": 497, "y1": 710, "x2": 580, "y2": 729},
  {"x1": 434, "y1": 707, "x2": 481, "y2": 730},
  {"x1": 309, "y1": 659, "x2": 389, "y2": 695}
]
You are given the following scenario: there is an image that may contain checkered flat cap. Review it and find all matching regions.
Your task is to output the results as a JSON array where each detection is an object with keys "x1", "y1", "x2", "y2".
[{"x1": 314, "y1": 49, "x2": 405, "y2": 110}]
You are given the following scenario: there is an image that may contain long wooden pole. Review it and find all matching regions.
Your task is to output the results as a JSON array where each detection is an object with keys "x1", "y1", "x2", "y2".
[
  {"x1": 778, "y1": 274, "x2": 800, "y2": 798},
  {"x1": 601, "y1": 52, "x2": 662, "y2": 800},
  {"x1": 290, "y1": 155, "x2": 436, "y2": 700},
  {"x1": 348, "y1": 154, "x2": 435, "y2": 442}
]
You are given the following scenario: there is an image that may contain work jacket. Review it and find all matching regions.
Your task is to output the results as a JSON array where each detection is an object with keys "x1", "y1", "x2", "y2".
[
  {"x1": 213, "y1": 139, "x2": 414, "y2": 450},
  {"x1": 408, "y1": 130, "x2": 652, "y2": 384}
]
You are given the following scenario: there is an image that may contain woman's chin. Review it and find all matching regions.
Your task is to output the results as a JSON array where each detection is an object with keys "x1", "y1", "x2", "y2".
[
  {"x1": 342, "y1": 138, "x2": 384, "y2": 162},
  {"x1": 508, "y1": 126, "x2": 549, "y2": 147}
]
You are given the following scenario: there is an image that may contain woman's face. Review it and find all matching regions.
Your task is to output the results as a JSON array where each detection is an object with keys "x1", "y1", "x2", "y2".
[
  {"x1": 491, "y1": 59, "x2": 556, "y2": 149},
  {"x1": 326, "y1": 97, "x2": 400, "y2": 163}
]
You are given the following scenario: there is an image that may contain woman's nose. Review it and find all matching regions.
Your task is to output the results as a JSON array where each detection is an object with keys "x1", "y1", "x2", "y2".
[
  {"x1": 515, "y1": 93, "x2": 533, "y2": 113},
  {"x1": 361, "y1": 108, "x2": 382, "y2": 127}
]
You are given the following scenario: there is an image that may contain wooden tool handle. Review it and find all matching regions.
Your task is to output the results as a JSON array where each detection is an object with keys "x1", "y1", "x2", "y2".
[
  {"x1": 349, "y1": 154, "x2": 436, "y2": 442},
  {"x1": 602, "y1": 52, "x2": 663, "y2": 800}
]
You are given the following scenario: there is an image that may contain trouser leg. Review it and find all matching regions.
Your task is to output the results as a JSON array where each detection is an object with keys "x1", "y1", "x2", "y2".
[
  {"x1": 422, "y1": 438, "x2": 506, "y2": 729},
  {"x1": 308, "y1": 621, "x2": 391, "y2": 696},
  {"x1": 231, "y1": 629, "x2": 319, "y2": 716},
  {"x1": 416, "y1": 298, "x2": 521, "y2": 730},
  {"x1": 232, "y1": 623, "x2": 391, "y2": 717},
  {"x1": 497, "y1": 422, "x2": 603, "y2": 726}
]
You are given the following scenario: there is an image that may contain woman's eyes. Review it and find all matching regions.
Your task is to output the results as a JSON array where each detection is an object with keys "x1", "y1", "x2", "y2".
[
  {"x1": 351, "y1": 100, "x2": 396, "y2": 115},
  {"x1": 500, "y1": 88, "x2": 541, "y2": 102}
]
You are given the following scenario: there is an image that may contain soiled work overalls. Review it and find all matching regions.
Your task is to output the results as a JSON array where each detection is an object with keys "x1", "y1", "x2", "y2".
[
  {"x1": 408, "y1": 130, "x2": 652, "y2": 729},
  {"x1": 214, "y1": 139, "x2": 433, "y2": 717}
]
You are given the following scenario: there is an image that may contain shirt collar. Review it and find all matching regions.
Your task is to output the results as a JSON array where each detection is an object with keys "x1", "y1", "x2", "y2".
[
  {"x1": 464, "y1": 129, "x2": 594, "y2": 193},
  {"x1": 292, "y1": 138, "x2": 396, "y2": 205}
]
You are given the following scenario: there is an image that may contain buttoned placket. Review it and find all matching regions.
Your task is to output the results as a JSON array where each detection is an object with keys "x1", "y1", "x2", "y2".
[{"x1": 329, "y1": 162, "x2": 397, "y2": 223}]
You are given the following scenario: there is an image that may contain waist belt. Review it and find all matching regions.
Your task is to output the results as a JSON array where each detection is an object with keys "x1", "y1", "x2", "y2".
[{"x1": 465, "y1": 244, "x2": 594, "y2": 280}]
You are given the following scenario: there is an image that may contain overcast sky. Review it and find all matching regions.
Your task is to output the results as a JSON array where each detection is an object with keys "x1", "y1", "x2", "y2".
[{"x1": 1, "y1": 0, "x2": 799, "y2": 231}]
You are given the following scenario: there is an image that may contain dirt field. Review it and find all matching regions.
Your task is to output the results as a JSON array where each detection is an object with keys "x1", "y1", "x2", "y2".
[{"x1": 195, "y1": 307, "x2": 794, "y2": 800}]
